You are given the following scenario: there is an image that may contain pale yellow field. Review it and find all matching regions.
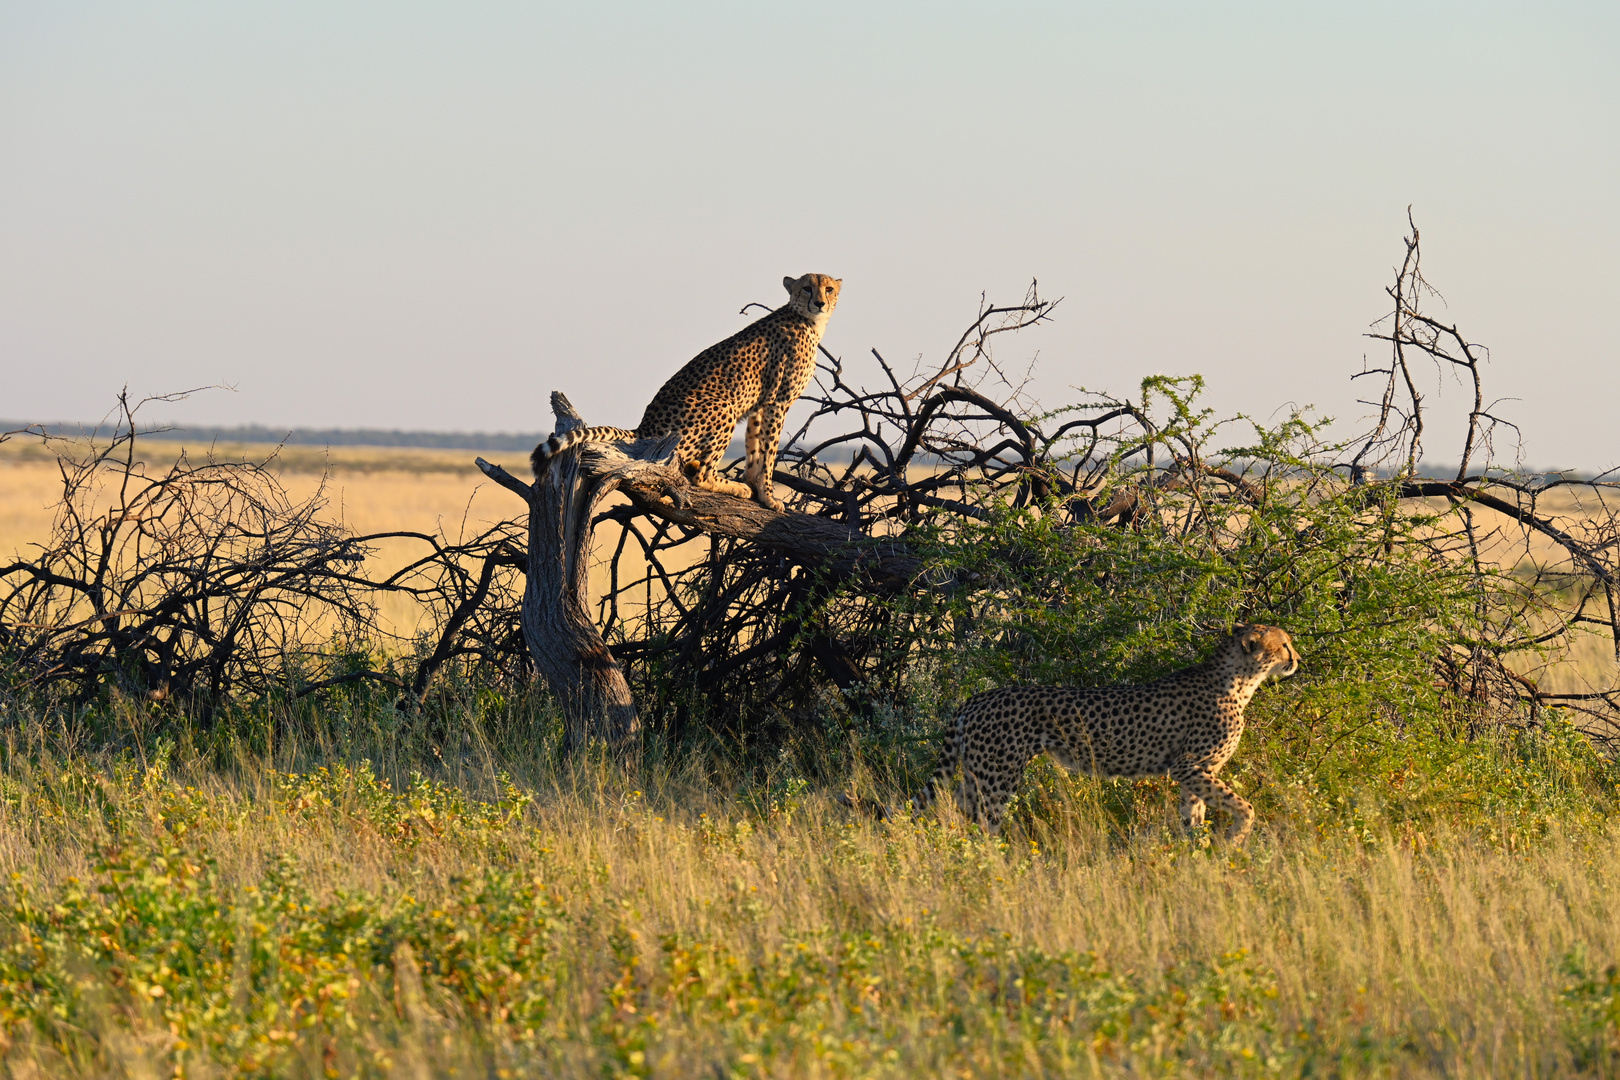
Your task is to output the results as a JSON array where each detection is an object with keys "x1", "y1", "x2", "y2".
[
  {"x1": 0, "y1": 438, "x2": 689, "y2": 641},
  {"x1": 0, "y1": 440, "x2": 529, "y2": 639},
  {"x1": 0, "y1": 438, "x2": 512, "y2": 545},
  {"x1": 1406, "y1": 490, "x2": 1620, "y2": 698}
]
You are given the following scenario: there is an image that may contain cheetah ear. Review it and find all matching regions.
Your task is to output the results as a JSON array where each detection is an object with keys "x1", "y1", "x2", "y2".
[
  {"x1": 783, "y1": 276, "x2": 799, "y2": 294},
  {"x1": 1237, "y1": 626, "x2": 1263, "y2": 653}
]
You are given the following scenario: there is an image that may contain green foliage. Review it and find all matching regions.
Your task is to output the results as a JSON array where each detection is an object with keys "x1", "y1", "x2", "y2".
[
  {"x1": 1561, "y1": 947, "x2": 1620, "y2": 1072},
  {"x1": 794, "y1": 374, "x2": 1586, "y2": 824},
  {"x1": 272, "y1": 761, "x2": 533, "y2": 851},
  {"x1": 637, "y1": 927, "x2": 1293, "y2": 1075},
  {"x1": 1236, "y1": 709, "x2": 1620, "y2": 847},
  {"x1": 0, "y1": 765, "x2": 560, "y2": 1075},
  {"x1": 901, "y1": 378, "x2": 1475, "y2": 698}
]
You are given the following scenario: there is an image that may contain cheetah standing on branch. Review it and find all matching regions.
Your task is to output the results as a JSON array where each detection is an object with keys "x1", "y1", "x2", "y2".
[
  {"x1": 874, "y1": 625, "x2": 1299, "y2": 842},
  {"x1": 530, "y1": 273, "x2": 841, "y2": 512}
]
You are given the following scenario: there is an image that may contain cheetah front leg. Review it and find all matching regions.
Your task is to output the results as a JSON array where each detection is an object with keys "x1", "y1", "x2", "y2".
[
  {"x1": 1179, "y1": 789, "x2": 1207, "y2": 831},
  {"x1": 1170, "y1": 763, "x2": 1254, "y2": 844},
  {"x1": 743, "y1": 406, "x2": 788, "y2": 512}
]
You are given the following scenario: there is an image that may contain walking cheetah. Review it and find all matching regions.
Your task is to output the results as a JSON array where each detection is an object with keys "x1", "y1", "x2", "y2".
[
  {"x1": 896, "y1": 625, "x2": 1299, "y2": 842},
  {"x1": 530, "y1": 273, "x2": 841, "y2": 511}
]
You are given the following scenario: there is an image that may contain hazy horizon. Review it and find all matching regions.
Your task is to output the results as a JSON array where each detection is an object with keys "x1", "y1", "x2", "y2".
[{"x1": 3, "y1": 2, "x2": 1616, "y2": 468}]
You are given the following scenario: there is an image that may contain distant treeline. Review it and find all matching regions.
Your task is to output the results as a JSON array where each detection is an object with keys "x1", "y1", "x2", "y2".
[
  {"x1": 1, "y1": 421, "x2": 549, "y2": 452},
  {"x1": 1, "y1": 421, "x2": 1592, "y2": 478},
  {"x1": 0, "y1": 420, "x2": 852, "y2": 462}
]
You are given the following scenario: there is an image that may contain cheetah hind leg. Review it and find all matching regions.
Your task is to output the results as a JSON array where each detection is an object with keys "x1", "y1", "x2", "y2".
[
  {"x1": 954, "y1": 768, "x2": 1012, "y2": 835},
  {"x1": 683, "y1": 461, "x2": 753, "y2": 501}
]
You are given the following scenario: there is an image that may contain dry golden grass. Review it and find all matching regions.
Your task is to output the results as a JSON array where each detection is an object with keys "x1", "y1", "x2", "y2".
[{"x1": 0, "y1": 742, "x2": 1616, "y2": 1077}]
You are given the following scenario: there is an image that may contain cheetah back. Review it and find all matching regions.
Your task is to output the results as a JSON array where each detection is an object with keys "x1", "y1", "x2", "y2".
[
  {"x1": 956, "y1": 673, "x2": 1231, "y2": 788},
  {"x1": 636, "y1": 309, "x2": 816, "y2": 444}
]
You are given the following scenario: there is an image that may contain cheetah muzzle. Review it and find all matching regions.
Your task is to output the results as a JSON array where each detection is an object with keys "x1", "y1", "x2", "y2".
[{"x1": 530, "y1": 273, "x2": 842, "y2": 512}]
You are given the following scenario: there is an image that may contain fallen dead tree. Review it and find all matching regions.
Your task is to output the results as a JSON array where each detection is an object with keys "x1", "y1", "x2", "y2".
[
  {"x1": 474, "y1": 392, "x2": 929, "y2": 750},
  {"x1": 459, "y1": 286, "x2": 1064, "y2": 747}
]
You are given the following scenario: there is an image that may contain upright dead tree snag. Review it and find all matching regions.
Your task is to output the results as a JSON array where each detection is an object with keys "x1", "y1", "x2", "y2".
[{"x1": 477, "y1": 392, "x2": 674, "y2": 750}]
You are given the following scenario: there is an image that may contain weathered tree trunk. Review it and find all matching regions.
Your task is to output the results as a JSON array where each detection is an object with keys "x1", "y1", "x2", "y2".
[
  {"x1": 477, "y1": 394, "x2": 656, "y2": 751},
  {"x1": 523, "y1": 434, "x2": 638, "y2": 750}
]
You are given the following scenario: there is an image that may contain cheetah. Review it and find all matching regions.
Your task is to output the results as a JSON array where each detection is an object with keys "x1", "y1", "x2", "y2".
[
  {"x1": 888, "y1": 625, "x2": 1299, "y2": 842},
  {"x1": 530, "y1": 273, "x2": 841, "y2": 511}
]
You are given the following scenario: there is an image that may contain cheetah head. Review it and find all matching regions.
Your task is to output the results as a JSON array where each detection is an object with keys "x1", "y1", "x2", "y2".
[
  {"x1": 783, "y1": 273, "x2": 842, "y2": 327},
  {"x1": 1233, "y1": 624, "x2": 1300, "y2": 680}
]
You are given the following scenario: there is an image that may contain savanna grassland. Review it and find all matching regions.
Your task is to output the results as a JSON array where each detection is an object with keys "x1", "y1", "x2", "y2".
[
  {"x1": 1, "y1": 437, "x2": 1620, "y2": 1078},
  {"x1": 0, "y1": 699, "x2": 1618, "y2": 1078},
  {"x1": 0, "y1": 440, "x2": 523, "y2": 641},
  {"x1": 6, "y1": 248, "x2": 1620, "y2": 1080},
  {"x1": 0, "y1": 439, "x2": 702, "y2": 644}
]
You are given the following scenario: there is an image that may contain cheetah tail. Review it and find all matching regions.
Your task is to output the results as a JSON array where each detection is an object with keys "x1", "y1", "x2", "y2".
[
  {"x1": 836, "y1": 792, "x2": 894, "y2": 821},
  {"x1": 529, "y1": 426, "x2": 641, "y2": 477}
]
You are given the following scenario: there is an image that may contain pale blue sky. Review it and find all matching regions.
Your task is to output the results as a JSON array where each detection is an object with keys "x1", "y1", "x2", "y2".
[{"x1": 2, "y1": 2, "x2": 1615, "y2": 467}]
